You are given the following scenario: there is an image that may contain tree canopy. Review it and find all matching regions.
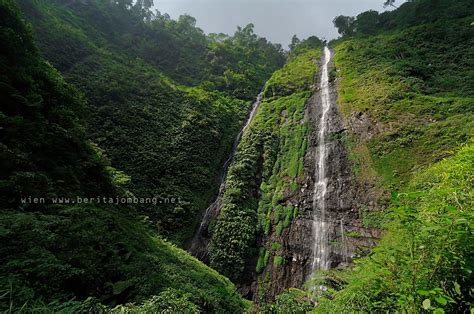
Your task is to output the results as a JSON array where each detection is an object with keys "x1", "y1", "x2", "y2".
[{"x1": 332, "y1": 15, "x2": 355, "y2": 36}]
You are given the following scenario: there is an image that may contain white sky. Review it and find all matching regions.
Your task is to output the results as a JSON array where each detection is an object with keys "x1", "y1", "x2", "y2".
[{"x1": 154, "y1": 0, "x2": 405, "y2": 47}]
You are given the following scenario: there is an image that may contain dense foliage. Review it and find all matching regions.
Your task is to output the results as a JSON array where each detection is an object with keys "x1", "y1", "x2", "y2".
[
  {"x1": 17, "y1": 0, "x2": 285, "y2": 242},
  {"x1": 0, "y1": 0, "x2": 248, "y2": 311},
  {"x1": 2, "y1": 0, "x2": 472, "y2": 311},
  {"x1": 313, "y1": 143, "x2": 473, "y2": 312},
  {"x1": 334, "y1": 14, "x2": 473, "y2": 188},
  {"x1": 333, "y1": 0, "x2": 474, "y2": 37},
  {"x1": 302, "y1": 0, "x2": 474, "y2": 311},
  {"x1": 260, "y1": 0, "x2": 473, "y2": 311},
  {"x1": 209, "y1": 47, "x2": 321, "y2": 280}
]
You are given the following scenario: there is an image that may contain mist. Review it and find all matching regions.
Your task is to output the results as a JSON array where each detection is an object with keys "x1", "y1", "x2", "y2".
[{"x1": 154, "y1": 0, "x2": 404, "y2": 47}]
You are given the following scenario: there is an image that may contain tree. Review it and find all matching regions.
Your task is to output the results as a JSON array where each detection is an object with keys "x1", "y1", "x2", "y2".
[
  {"x1": 234, "y1": 23, "x2": 257, "y2": 46},
  {"x1": 384, "y1": 0, "x2": 398, "y2": 9},
  {"x1": 289, "y1": 35, "x2": 323, "y2": 55},
  {"x1": 355, "y1": 10, "x2": 380, "y2": 35},
  {"x1": 135, "y1": 0, "x2": 154, "y2": 9},
  {"x1": 303, "y1": 36, "x2": 323, "y2": 49},
  {"x1": 332, "y1": 15, "x2": 355, "y2": 37},
  {"x1": 289, "y1": 34, "x2": 300, "y2": 51}
]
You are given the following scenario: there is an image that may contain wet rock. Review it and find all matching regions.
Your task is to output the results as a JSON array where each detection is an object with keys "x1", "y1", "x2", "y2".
[{"x1": 255, "y1": 49, "x2": 381, "y2": 302}]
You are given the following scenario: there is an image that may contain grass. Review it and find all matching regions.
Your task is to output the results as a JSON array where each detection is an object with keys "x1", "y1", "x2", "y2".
[
  {"x1": 333, "y1": 18, "x2": 474, "y2": 190},
  {"x1": 1, "y1": 205, "x2": 247, "y2": 313},
  {"x1": 264, "y1": 50, "x2": 321, "y2": 98},
  {"x1": 312, "y1": 142, "x2": 474, "y2": 313},
  {"x1": 306, "y1": 11, "x2": 474, "y2": 313}
]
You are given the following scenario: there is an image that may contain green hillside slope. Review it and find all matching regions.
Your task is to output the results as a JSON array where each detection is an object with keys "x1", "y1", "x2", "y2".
[
  {"x1": 309, "y1": 1, "x2": 474, "y2": 312},
  {"x1": 260, "y1": 1, "x2": 473, "y2": 312},
  {"x1": 334, "y1": 13, "x2": 473, "y2": 189},
  {"x1": 314, "y1": 143, "x2": 473, "y2": 312},
  {"x1": 17, "y1": 0, "x2": 285, "y2": 242},
  {"x1": 0, "y1": 1, "x2": 246, "y2": 311},
  {"x1": 209, "y1": 45, "x2": 322, "y2": 280}
]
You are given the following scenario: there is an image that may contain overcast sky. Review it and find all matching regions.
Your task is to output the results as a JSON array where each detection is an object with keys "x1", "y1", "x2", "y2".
[{"x1": 153, "y1": 0, "x2": 405, "y2": 48}]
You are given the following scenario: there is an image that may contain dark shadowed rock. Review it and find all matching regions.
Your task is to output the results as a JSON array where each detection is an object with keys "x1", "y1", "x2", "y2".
[{"x1": 254, "y1": 49, "x2": 381, "y2": 302}]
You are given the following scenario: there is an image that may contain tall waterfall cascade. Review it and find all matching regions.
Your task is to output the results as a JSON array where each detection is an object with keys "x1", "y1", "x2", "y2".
[{"x1": 311, "y1": 46, "x2": 332, "y2": 272}]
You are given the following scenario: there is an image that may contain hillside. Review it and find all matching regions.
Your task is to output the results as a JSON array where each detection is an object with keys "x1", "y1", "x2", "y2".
[
  {"x1": 201, "y1": 0, "x2": 473, "y2": 311},
  {"x1": 208, "y1": 40, "x2": 324, "y2": 299},
  {"x1": 0, "y1": 0, "x2": 247, "y2": 311},
  {"x1": 310, "y1": 2, "x2": 474, "y2": 311},
  {"x1": 334, "y1": 9, "x2": 473, "y2": 190},
  {"x1": 261, "y1": 0, "x2": 474, "y2": 312},
  {"x1": 313, "y1": 143, "x2": 473, "y2": 312},
  {"x1": 1, "y1": 0, "x2": 473, "y2": 312},
  {"x1": 17, "y1": 0, "x2": 284, "y2": 243}
]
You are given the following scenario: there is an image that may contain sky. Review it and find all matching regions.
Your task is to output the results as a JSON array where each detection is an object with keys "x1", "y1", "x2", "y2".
[{"x1": 153, "y1": 0, "x2": 404, "y2": 48}]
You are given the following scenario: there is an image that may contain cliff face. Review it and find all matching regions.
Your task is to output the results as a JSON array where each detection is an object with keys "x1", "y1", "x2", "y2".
[
  {"x1": 255, "y1": 49, "x2": 380, "y2": 302},
  {"x1": 191, "y1": 47, "x2": 382, "y2": 302}
]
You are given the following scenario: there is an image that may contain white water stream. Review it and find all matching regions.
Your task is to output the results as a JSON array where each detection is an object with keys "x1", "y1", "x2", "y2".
[
  {"x1": 197, "y1": 92, "x2": 262, "y2": 232},
  {"x1": 311, "y1": 46, "x2": 332, "y2": 272},
  {"x1": 189, "y1": 91, "x2": 263, "y2": 256}
]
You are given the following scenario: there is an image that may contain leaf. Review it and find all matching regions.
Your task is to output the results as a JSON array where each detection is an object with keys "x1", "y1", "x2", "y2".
[
  {"x1": 113, "y1": 280, "x2": 134, "y2": 295},
  {"x1": 417, "y1": 289, "x2": 429, "y2": 296},
  {"x1": 435, "y1": 296, "x2": 447, "y2": 305},
  {"x1": 422, "y1": 299, "x2": 431, "y2": 310},
  {"x1": 455, "y1": 218, "x2": 468, "y2": 225},
  {"x1": 454, "y1": 282, "x2": 461, "y2": 295}
]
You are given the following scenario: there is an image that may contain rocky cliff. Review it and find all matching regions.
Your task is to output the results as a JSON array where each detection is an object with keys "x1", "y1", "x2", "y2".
[{"x1": 255, "y1": 49, "x2": 381, "y2": 302}]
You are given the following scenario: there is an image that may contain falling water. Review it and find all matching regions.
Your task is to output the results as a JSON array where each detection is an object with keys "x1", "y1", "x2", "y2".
[
  {"x1": 311, "y1": 46, "x2": 332, "y2": 272},
  {"x1": 340, "y1": 219, "x2": 349, "y2": 263},
  {"x1": 189, "y1": 91, "x2": 264, "y2": 258}
]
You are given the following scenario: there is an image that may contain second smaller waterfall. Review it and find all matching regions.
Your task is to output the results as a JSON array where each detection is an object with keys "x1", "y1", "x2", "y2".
[{"x1": 188, "y1": 91, "x2": 264, "y2": 260}]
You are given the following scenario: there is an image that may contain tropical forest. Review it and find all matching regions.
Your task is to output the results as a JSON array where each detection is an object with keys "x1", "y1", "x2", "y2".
[{"x1": 0, "y1": 0, "x2": 472, "y2": 312}]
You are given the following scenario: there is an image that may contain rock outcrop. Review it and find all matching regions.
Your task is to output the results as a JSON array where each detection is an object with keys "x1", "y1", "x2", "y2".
[{"x1": 255, "y1": 49, "x2": 380, "y2": 302}]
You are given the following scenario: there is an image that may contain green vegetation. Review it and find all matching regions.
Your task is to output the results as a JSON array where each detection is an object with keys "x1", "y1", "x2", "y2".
[
  {"x1": 333, "y1": 0, "x2": 473, "y2": 38},
  {"x1": 333, "y1": 13, "x2": 473, "y2": 189},
  {"x1": 271, "y1": 242, "x2": 282, "y2": 251},
  {"x1": 313, "y1": 143, "x2": 473, "y2": 313},
  {"x1": 264, "y1": 50, "x2": 320, "y2": 97},
  {"x1": 273, "y1": 256, "x2": 284, "y2": 266},
  {"x1": 265, "y1": 1, "x2": 473, "y2": 311},
  {"x1": 2, "y1": 0, "x2": 473, "y2": 311},
  {"x1": 256, "y1": 248, "x2": 271, "y2": 273},
  {"x1": 209, "y1": 46, "x2": 321, "y2": 280},
  {"x1": 17, "y1": 0, "x2": 284, "y2": 242},
  {"x1": 298, "y1": 0, "x2": 474, "y2": 312},
  {"x1": 256, "y1": 288, "x2": 314, "y2": 313},
  {"x1": 0, "y1": 0, "x2": 256, "y2": 311}
]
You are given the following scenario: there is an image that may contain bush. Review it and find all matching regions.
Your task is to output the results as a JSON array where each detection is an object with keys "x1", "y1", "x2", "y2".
[{"x1": 314, "y1": 144, "x2": 474, "y2": 313}]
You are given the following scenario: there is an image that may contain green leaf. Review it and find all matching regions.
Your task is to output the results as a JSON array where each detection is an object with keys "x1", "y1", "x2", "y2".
[
  {"x1": 113, "y1": 280, "x2": 134, "y2": 295},
  {"x1": 454, "y1": 282, "x2": 461, "y2": 295},
  {"x1": 417, "y1": 289, "x2": 429, "y2": 296},
  {"x1": 422, "y1": 299, "x2": 431, "y2": 310},
  {"x1": 435, "y1": 296, "x2": 447, "y2": 305}
]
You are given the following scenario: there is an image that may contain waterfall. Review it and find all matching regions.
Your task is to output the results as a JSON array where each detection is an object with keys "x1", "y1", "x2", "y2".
[
  {"x1": 340, "y1": 219, "x2": 349, "y2": 263},
  {"x1": 188, "y1": 91, "x2": 264, "y2": 259},
  {"x1": 311, "y1": 46, "x2": 332, "y2": 272}
]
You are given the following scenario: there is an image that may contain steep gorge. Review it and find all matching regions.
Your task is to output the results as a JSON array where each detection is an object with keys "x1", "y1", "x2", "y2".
[
  {"x1": 252, "y1": 47, "x2": 379, "y2": 301},
  {"x1": 2, "y1": 0, "x2": 473, "y2": 312},
  {"x1": 189, "y1": 91, "x2": 264, "y2": 261},
  {"x1": 192, "y1": 44, "x2": 380, "y2": 302}
]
